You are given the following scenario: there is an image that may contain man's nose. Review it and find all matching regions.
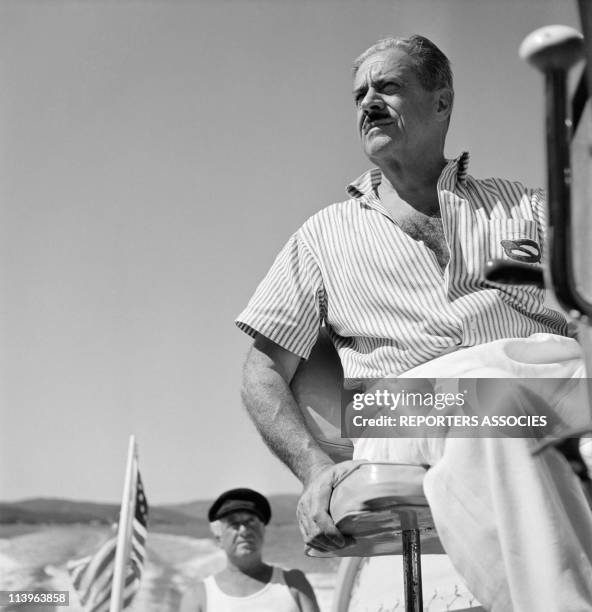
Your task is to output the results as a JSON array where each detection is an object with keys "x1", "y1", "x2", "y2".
[{"x1": 360, "y1": 87, "x2": 385, "y2": 112}]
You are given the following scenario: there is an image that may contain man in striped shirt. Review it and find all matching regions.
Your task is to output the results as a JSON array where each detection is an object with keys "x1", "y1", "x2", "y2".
[{"x1": 236, "y1": 35, "x2": 592, "y2": 610}]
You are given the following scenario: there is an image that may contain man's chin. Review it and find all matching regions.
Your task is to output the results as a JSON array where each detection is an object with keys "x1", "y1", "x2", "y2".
[
  {"x1": 363, "y1": 135, "x2": 395, "y2": 159},
  {"x1": 235, "y1": 544, "x2": 258, "y2": 554}
]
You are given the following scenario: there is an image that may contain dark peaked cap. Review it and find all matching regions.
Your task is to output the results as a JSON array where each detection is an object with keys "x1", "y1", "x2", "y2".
[{"x1": 208, "y1": 488, "x2": 272, "y2": 525}]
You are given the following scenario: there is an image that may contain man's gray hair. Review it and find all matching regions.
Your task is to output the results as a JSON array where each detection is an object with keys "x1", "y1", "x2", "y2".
[{"x1": 353, "y1": 34, "x2": 454, "y2": 94}]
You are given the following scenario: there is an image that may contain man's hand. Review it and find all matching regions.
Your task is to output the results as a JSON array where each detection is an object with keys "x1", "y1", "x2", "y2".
[{"x1": 296, "y1": 459, "x2": 366, "y2": 552}]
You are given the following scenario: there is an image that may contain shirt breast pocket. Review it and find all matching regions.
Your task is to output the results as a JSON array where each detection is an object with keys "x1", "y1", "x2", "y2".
[{"x1": 487, "y1": 219, "x2": 542, "y2": 264}]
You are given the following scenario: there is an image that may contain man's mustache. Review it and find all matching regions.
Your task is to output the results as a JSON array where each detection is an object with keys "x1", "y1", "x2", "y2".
[{"x1": 362, "y1": 111, "x2": 391, "y2": 126}]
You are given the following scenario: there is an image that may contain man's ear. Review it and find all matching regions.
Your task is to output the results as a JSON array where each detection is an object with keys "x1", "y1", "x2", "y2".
[
  {"x1": 210, "y1": 520, "x2": 223, "y2": 546},
  {"x1": 435, "y1": 88, "x2": 453, "y2": 122}
]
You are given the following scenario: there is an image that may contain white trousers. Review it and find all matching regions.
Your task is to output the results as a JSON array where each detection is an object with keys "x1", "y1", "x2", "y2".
[{"x1": 353, "y1": 334, "x2": 592, "y2": 612}]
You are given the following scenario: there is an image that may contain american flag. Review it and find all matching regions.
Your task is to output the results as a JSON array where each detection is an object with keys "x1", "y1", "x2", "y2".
[{"x1": 68, "y1": 473, "x2": 148, "y2": 612}]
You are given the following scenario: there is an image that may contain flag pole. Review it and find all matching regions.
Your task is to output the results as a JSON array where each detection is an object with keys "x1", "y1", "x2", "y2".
[{"x1": 109, "y1": 435, "x2": 138, "y2": 612}]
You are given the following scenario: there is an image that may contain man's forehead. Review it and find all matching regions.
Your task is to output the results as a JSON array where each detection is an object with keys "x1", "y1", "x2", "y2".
[
  {"x1": 221, "y1": 510, "x2": 262, "y2": 523},
  {"x1": 354, "y1": 48, "x2": 415, "y2": 86}
]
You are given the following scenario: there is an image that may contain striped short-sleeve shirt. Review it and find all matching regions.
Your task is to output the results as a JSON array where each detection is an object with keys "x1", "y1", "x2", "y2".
[{"x1": 236, "y1": 152, "x2": 568, "y2": 378}]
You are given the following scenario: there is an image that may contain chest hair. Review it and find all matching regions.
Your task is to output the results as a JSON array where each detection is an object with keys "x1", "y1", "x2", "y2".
[
  {"x1": 396, "y1": 211, "x2": 450, "y2": 270},
  {"x1": 377, "y1": 182, "x2": 450, "y2": 270}
]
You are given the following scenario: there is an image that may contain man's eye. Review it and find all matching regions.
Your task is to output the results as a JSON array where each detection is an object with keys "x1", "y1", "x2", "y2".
[{"x1": 382, "y1": 83, "x2": 399, "y2": 94}]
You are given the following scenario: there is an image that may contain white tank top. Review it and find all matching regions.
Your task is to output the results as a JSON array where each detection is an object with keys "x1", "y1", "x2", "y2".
[{"x1": 203, "y1": 566, "x2": 300, "y2": 611}]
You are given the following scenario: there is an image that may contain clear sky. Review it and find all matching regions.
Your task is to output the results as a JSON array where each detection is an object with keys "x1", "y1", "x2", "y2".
[{"x1": 0, "y1": 0, "x2": 582, "y2": 504}]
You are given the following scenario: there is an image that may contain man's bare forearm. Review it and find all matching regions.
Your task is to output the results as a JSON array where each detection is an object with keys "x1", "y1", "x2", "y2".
[{"x1": 241, "y1": 339, "x2": 333, "y2": 485}]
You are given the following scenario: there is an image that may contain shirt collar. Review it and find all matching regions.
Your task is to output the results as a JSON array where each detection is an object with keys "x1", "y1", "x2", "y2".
[{"x1": 345, "y1": 151, "x2": 470, "y2": 199}]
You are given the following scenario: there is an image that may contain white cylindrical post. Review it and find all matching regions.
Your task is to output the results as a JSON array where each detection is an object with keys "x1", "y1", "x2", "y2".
[{"x1": 109, "y1": 435, "x2": 138, "y2": 612}]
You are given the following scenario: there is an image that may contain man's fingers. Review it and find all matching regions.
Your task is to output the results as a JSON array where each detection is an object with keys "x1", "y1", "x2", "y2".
[
  {"x1": 304, "y1": 516, "x2": 345, "y2": 548},
  {"x1": 297, "y1": 460, "x2": 367, "y2": 553},
  {"x1": 297, "y1": 500, "x2": 342, "y2": 550},
  {"x1": 301, "y1": 517, "x2": 346, "y2": 551},
  {"x1": 297, "y1": 502, "x2": 342, "y2": 546}
]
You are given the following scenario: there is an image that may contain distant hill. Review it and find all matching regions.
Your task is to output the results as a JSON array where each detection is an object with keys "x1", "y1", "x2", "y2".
[
  {"x1": 167, "y1": 493, "x2": 299, "y2": 526},
  {"x1": 0, "y1": 497, "x2": 193, "y2": 526},
  {"x1": 0, "y1": 494, "x2": 300, "y2": 538}
]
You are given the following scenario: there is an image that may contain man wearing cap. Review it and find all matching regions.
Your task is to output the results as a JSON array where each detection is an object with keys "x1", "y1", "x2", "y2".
[{"x1": 179, "y1": 488, "x2": 320, "y2": 611}]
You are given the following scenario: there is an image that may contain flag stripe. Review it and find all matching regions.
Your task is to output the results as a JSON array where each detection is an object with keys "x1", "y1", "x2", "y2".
[{"x1": 68, "y1": 468, "x2": 149, "y2": 611}]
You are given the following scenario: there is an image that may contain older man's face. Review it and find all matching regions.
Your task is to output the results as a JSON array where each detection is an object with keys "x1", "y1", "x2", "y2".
[
  {"x1": 218, "y1": 511, "x2": 265, "y2": 559},
  {"x1": 353, "y1": 48, "x2": 441, "y2": 162}
]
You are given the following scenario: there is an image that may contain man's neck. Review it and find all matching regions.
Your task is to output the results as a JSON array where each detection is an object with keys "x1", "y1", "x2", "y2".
[
  {"x1": 225, "y1": 557, "x2": 270, "y2": 580},
  {"x1": 215, "y1": 558, "x2": 274, "y2": 597},
  {"x1": 374, "y1": 151, "x2": 447, "y2": 214}
]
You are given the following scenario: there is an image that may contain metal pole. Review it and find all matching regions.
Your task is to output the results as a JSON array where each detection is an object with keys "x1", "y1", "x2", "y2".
[
  {"x1": 399, "y1": 510, "x2": 422, "y2": 612},
  {"x1": 402, "y1": 528, "x2": 423, "y2": 612},
  {"x1": 545, "y1": 68, "x2": 576, "y2": 307}
]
